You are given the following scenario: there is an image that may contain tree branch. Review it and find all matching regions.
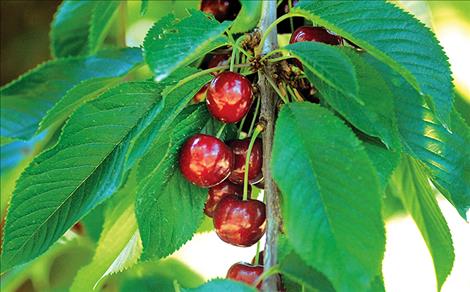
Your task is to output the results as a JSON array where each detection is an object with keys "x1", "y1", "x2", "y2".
[{"x1": 257, "y1": 1, "x2": 282, "y2": 291}]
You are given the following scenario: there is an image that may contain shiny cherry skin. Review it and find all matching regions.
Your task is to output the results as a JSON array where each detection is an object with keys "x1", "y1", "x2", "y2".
[
  {"x1": 213, "y1": 195, "x2": 266, "y2": 247},
  {"x1": 227, "y1": 262, "x2": 263, "y2": 289},
  {"x1": 228, "y1": 138, "x2": 263, "y2": 184},
  {"x1": 206, "y1": 72, "x2": 254, "y2": 123},
  {"x1": 290, "y1": 26, "x2": 342, "y2": 45},
  {"x1": 200, "y1": 0, "x2": 241, "y2": 22},
  {"x1": 205, "y1": 180, "x2": 251, "y2": 217},
  {"x1": 179, "y1": 134, "x2": 234, "y2": 187},
  {"x1": 193, "y1": 83, "x2": 209, "y2": 103}
]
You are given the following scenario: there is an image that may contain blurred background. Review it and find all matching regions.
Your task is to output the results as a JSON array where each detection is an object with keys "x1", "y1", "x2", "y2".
[{"x1": 1, "y1": 1, "x2": 469, "y2": 291}]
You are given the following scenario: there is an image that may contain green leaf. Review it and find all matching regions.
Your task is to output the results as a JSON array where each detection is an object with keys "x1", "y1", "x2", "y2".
[
  {"x1": 272, "y1": 102, "x2": 385, "y2": 291},
  {"x1": 88, "y1": 1, "x2": 121, "y2": 54},
  {"x1": 51, "y1": 0, "x2": 120, "y2": 57},
  {"x1": 1, "y1": 82, "x2": 161, "y2": 271},
  {"x1": 364, "y1": 55, "x2": 470, "y2": 219},
  {"x1": 0, "y1": 48, "x2": 143, "y2": 140},
  {"x1": 387, "y1": 156, "x2": 454, "y2": 289},
  {"x1": 38, "y1": 78, "x2": 118, "y2": 133},
  {"x1": 70, "y1": 172, "x2": 141, "y2": 292},
  {"x1": 307, "y1": 48, "x2": 400, "y2": 149},
  {"x1": 126, "y1": 67, "x2": 212, "y2": 169},
  {"x1": 278, "y1": 237, "x2": 334, "y2": 292},
  {"x1": 136, "y1": 105, "x2": 211, "y2": 260},
  {"x1": 283, "y1": 42, "x2": 358, "y2": 100},
  {"x1": 183, "y1": 279, "x2": 257, "y2": 292},
  {"x1": 143, "y1": 11, "x2": 231, "y2": 81},
  {"x1": 294, "y1": 0, "x2": 453, "y2": 126},
  {"x1": 230, "y1": 0, "x2": 262, "y2": 33},
  {"x1": 362, "y1": 140, "x2": 401, "y2": 189}
]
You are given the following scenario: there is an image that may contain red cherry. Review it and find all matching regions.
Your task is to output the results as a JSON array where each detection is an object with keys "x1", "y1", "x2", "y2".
[
  {"x1": 290, "y1": 26, "x2": 342, "y2": 45},
  {"x1": 179, "y1": 134, "x2": 234, "y2": 187},
  {"x1": 208, "y1": 54, "x2": 230, "y2": 73},
  {"x1": 227, "y1": 262, "x2": 263, "y2": 289},
  {"x1": 213, "y1": 195, "x2": 266, "y2": 247},
  {"x1": 206, "y1": 72, "x2": 254, "y2": 123},
  {"x1": 193, "y1": 83, "x2": 209, "y2": 103},
  {"x1": 205, "y1": 180, "x2": 251, "y2": 217},
  {"x1": 228, "y1": 138, "x2": 263, "y2": 184},
  {"x1": 200, "y1": 0, "x2": 241, "y2": 22},
  {"x1": 71, "y1": 222, "x2": 85, "y2": 235}
]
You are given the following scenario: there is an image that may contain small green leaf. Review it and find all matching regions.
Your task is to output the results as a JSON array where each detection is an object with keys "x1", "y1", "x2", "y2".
[
  {"x1": 143, "y1": 11, "x2": 231, "y2": 81},
  {"x1": 387, "y1": 156, "x2": 455, "y2": 289},
  {"x1": 364, "y1": 55, "x2": 470, "y2": 219},
  {"x1": 136, "y1": 105, "x2": 210, "y2": 260},
  {"x1": 70, "y1": 172, "x2": 141, "y2": 292},
  {"x1": 272, "y1": 102, "x2": 384, "y2": 291},
  {"x1": 0, "y1": 48, "x2": 143, "y2": 140},
  {"x1": 283, "y1": 42, "x2": 358, "y2": 100},
  {"x1": 230, "y1": 0, "x2": 262, "y2": 33},
  {"x1": 1, "y1": 82, "x2": 161, "y2": 271},
  {"x1": 294, "y1": 0, "x2": 453, "y2": 126},
  {"x1": 51, "y1": 0, "x2": 121, "y2": 57},
  {"x1": 308, "y1": 48, "x2": 400, "y2": 149},
  {"x1": 183, "y1": 279, "x2": 257, "y2": 292}
]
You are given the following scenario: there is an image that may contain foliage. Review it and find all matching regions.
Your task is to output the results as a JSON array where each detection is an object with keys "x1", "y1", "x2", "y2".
[{"x1": 1, "y1": 0, "x2": 467, "y2": 291}]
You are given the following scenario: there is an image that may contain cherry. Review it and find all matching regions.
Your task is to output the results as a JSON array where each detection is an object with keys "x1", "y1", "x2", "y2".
[
  {"x1": 193, "y1": 83, "x2": 209, "y2": 103},
  {"x1": 200, "y1": 0, "x2": 241, "y2": 22},
  {"x1": 208, "y1": 54, "x2": 230, "y2": 70},
  {"x1": 71, "y1": 222, "x2": 85, "y2": 235},
  {"x1": 227, "y1": 262, "x2": 263, "y2": 289},
  {"x1": 179, "y1": 134, "x2": 234, "y2": 187},
  {"x1": 228, "y1": 138, "x2": 263, "y2": 184},
  {"x1": 205, "y1": 180, "x2": 251, "y2": 217},
  {"x1": 206, "y1": 72, "x2": 254, "y2": 123},
  {"x1": 213, "y1": 195, "x2": 266, "y2": 247},
  {"x1": 290, "y1": 26, "x2": 343, "y2": 45}
]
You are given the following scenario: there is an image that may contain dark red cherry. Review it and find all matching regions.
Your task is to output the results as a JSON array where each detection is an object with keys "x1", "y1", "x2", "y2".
[
  {"x1": 213, "y1": 195, "x2": 266, "y2": 247},
  {"x1": 251, "y1": 250, "x2": 264, "y2": 265},
  {"x1": 227, "y1": 262, "x2": 263, "y2": 289},
  {"x1": 228, "y1": 138, "x2": 263, "y2": 184},
  {"x1": 206, "y1": 72, "x2": 254, "y2": 123},
  {"x1": 71, "y1": 222, "x2": 85, "y2": 235},
  {"x1": 193, "y1": 83, "x2": 209, "y2": 103},
  {"x1": 205, "y1": 180, "x2": 251, "y2": 217},
  {"x1": 200, "y1": 0, "x2": 241, "y2": 22},
  {"x1": 179, "y1": 134, "x2": 234, "y2": 187},
  {"x1": 290, "y1": 26, "x2": 342, "y2": 45}
]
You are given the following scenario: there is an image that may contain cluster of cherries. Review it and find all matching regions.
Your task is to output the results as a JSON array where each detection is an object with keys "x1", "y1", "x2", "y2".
[{"x1": 179, "y1": 1, "x2": 347, "y2": 290}]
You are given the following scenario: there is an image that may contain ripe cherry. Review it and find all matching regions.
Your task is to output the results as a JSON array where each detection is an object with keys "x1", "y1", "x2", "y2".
[
  {"x1": 193, "y1": 83, "x2": 209, "y2": 103},
  {"x1": 71, "y1": 222, "x2": 85, "y2": 235},
  {"x1": 205, "y1": 180, "x2": 251, "y2": 217},
  {"x1": 206, "y1": 72, "x2": 254, "y2": 123},
  {"x1": 208, "y1": 54, "x2": 230, "y2": 70},
  {"x1": 179, "y1": 134, "x2": 234, "y2": 187},
  {"x1": 290, "y1": 26, "x2": 342, "y2": 45},
  {"x1": 228, "y1": 138, "x2": 263, "y2": 184},
  {"x1": 213, "y1": 195, "x2": 266, "y2": 247},
  {"x1": 227, "y1": 262, "x2": 263, "y2": 289},
  {"x1": 200, "y1": 0, "x2": 241, "y2": 22}
]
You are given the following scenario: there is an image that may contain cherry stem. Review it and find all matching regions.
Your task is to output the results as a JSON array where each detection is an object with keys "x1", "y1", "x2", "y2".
[
  {"x1": 254, "y1": 240, "x2": 261, "y2": 265},
  {"x1": 288, "y1": 0, "x2": 295, "y2": 32},
  {"x1": 268, "y1": 55, "x2": 295, "y2": 63},
  {"x1": 264, "y1": 73, "x2": 289, "y2": 104},
  {"x1": 253, "y1": 265, "x2": 281, "y2": 287},
  {"x1": 237, "y1": 115, "x2": 247, "y2": 139},
  {"x1": 243, "y1": 125, "x2": 263, "y2": 201},
  {"x1": 248, "y1": 94, "x2": 261, "y2": 137},
  {"x1": 216, "y1": 123, "x2": 226, "y2": 139},
  {"x1": 286, "y1": 84, "x2": 302, "y2": 102},
  {"x1": 165, "y1": 64, "x2": 251, "y2": 96},
  {"x1": 256, "y1": 12, "x2": 304, "y2": 56}
]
